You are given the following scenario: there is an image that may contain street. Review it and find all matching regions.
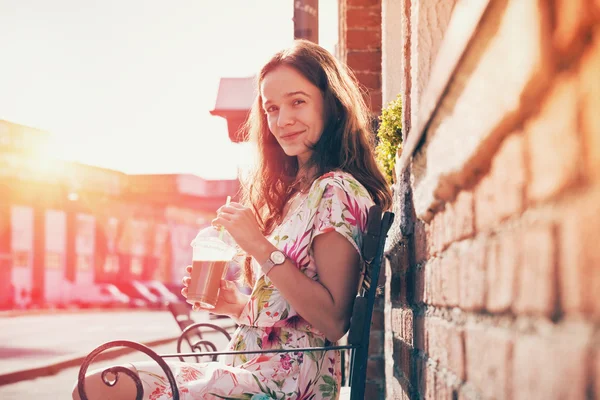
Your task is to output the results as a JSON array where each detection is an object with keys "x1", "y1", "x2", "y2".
[{"x1": 0, "y1": 309, "x2": 236, "y2": 399}]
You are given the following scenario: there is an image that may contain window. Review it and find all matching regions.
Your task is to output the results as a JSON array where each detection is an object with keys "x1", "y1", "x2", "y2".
[
  {"x1": 12, "y1": 251, "x2": 30, "y2": 268},
  {"x1": 45, "y1": 252, "x2": 63, "y2": 269},
  {"x1": 77, "y1": 255, "x2": 93, "y2": 271},
  {"x1": 104, "y1": 254, "x2": 119, "y2": 273}
]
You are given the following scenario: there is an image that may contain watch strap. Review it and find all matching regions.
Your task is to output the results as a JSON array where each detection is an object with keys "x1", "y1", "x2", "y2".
[{"x1": 261, "y1": 250, "x2": 285, "y2": 277}]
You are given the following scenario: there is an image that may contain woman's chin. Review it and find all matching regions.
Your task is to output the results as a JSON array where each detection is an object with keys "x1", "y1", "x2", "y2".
[{"x1": 280, "y1": 147, "x2": 301, "y2": 157}]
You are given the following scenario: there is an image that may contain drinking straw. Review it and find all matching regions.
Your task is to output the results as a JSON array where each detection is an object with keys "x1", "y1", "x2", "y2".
[{"x1": 218, "y1": 195, "x2": 231, "y2": 241}]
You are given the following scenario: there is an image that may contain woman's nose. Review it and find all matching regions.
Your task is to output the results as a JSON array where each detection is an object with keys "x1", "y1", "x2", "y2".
[{"x1": 277, "y1": 107, "x2": 295, "y2": 128}]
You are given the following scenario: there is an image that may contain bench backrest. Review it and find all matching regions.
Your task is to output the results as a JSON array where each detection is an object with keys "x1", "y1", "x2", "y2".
[
  {"x1": 345, "y1": 205, "x2": 394, "y2": 400},
  {"x1": 167, "y1": 301, "x2": 196, "y2": 331}
]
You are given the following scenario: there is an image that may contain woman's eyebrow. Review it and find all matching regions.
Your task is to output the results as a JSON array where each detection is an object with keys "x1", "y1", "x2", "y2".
[
  {"x1": 263, "y1": 91, "x2": 311, "y2": 107},
  {"x1": 284, "y1": 91, "x2": 311, "y2": 98}
]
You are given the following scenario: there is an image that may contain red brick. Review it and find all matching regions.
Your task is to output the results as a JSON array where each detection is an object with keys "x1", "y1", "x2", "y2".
[
  {"x1": 424, "y1": 364, "x2": 436, "y2": 400},
  {"x1": 388, "y1": 376, "x2": 411, "y2": 400},
  {"x1": 514, "y1": 223, "x2": 557, "y2": 316},
  {"x1": 414, "y1": 266, "x2": 425, "y2": 304},
  {"x1": 364, "y1": 381, "x2": 384, "y2": 400},
  {"x1": 347, "y1": 0, "x2": 380, "y2": 7},
  {"x1": 553, "y1": 0, "x2": 588, "y2": 55},
  {"x1": 452, "y1": 190, "x2": 475, "y2": 241},
  {"x1": 346, "y1": 7, "x2": 381, "y2": 28},
  {"x1": 559, "y1": 189, "x2": 600, "y2": 316},
  {"x1": 346, "y1": 50, "x2": 382, "y2": 72},
  {"x1": 346, "y1": 28, "x2": 382, "y2": 50},
  {"x1": 474, "y1": 134, "x2": 526, "y2": 232},
  {"x1": 367, "y1": 89, "x2": 382, "y2": 114},
  {"x1": 512, "y1": 326, "x2": 590, "y2": 400},
  {"x1": 457, "y1": 385, "x2": 480, "y2": 400},
  {"x1": 423, "y1": 261, "x2": 433, "y2": 305},
  {"x1": 423, "y1": 317, "x2": 435, "y2": 356},
  {"x1": 354, "y1": 71, "x2": 381, "y2": 91},
  {"x1": 371, "y1": 306, "x2": 385, "y2": 330},
  {"x1": 486, "y1": 229, "x2": 519, "y2": 312},
  {"x1": 465, "y1": 326, "x2": 513, "y2": 399},
  {"x1": 369, "y1": 330, "x2": 384, "y2": 353},
  {"x1": 414, "y1": 314, "x2": 425, "y2": 351},
  {"x1": 354, "y1": 72, "x2": 381, "y2": 91},
  {"x1": 427, "y1": 318, "x2": 449, "y2": 367},
  {"x1": 429, "y1": 212, "x2": 444, "y2": 255},
  {"x1": 367, "y1": 357, "x2": 385, "y2": 380},
  {"x1": 441, "y1": 204, "x2": 455, "y2": 251},
  {"x1": 375, "y1": 293, "x2": 385, "y2": 311},
  {"x1": 526, "y1": 76, "x2": 582, "y2": 202},
  {"x1": 427, "y1": 258, "x2": 442, "y2": 306},
  {"x1": 393, "y1": 336, "x2": 413, "y2": 381},
  {"x1": 391, "y1": 308, "x2": 403, "y2": 338},
  {"x1": 458, "y1": 239, "x2": 486, "y2": 311},
  {"x1": 415, "y1": 357, "x2": 426, "y2": 395},
  {"x1": 440, "y1": 248, "x2": 459, "y2": 307},
  {"x1": 403, "y1": 310, "x2": 413, "y2": 345},
  {"x1": 579, "y1": 31, "x2": 600, "y2": 182},
  {"x1": 447, "y1": 327, "x2": 465, "y2": 381},
  {"x1": 435, "y1": 376, "x2": 453, "y2": 400},
  {"x1": 399, "y1": 377, "x2": 411, "y2": 400},
  {"x1": 414, "y1": 220, "x2": 430, "y2": 265},
  {"x1": 396, "y1": 271, "x2": 409, "y2": 305}
]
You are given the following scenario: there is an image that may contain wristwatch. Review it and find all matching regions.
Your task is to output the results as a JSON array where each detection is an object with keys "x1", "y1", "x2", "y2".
[{"x1": 261, "y1": 250, "x2": 286, "y2": 277}]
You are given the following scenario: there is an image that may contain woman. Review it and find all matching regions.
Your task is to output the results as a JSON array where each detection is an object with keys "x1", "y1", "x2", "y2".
[{"x1": 74, "y1": 39, "x2": 392, "y2": 400}]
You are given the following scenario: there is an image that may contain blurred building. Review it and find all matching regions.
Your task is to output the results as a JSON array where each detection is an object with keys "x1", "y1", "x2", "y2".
[
  {"x1": 210, "y1": 77, "x2": 257, "y2": 142},
  {"x1": 0, "y1": 119, "x2": 238, "y2": 308}
]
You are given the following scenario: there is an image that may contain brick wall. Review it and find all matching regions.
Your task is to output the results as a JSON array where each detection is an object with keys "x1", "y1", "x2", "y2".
[
  {"x1": 338, "y1": 0, "x2": 383, "y2": 114},
  {"x1": 383, "y1": 0, "x2": 600, "y2": 399}
]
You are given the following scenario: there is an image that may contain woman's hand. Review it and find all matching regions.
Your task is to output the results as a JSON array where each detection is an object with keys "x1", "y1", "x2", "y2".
[
  {"x1": 213, "y1": 202, "x2": 269, "y2": 256},
  {"x1": 181, "y1": 265, "x2": 248, "y2": 320}
]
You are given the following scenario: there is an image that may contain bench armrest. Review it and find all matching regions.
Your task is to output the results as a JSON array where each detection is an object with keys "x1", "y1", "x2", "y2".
[{"x1": 160, "y1": 343, "x2": 356, "y2": 360}]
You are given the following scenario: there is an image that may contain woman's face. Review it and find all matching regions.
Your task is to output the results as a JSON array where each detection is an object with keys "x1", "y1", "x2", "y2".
[{"x1": 260, "y1": 65, "x2": 325, "y2": 166}]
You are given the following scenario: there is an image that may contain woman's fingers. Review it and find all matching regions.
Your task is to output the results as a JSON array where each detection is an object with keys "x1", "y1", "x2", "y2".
[
  {"x1": 181, "y1": 276, "x2": 190, "y2": 287},
  {"x1": 185, "y1": 265, "x2": 192, "y2": 273},
  {"x1": 220, "y1": 280, "x2": 238, "y2": 291},
  {"x1": 181, "y1": 287, "x2": 187, "y2": 298}
]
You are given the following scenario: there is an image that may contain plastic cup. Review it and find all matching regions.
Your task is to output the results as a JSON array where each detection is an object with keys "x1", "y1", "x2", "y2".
[
  {"x1": 187, "y1": 197, "x2": 238, "y2": 309},
  {"x1": 187, "y1": 248, "x2": 231, "y2": 309}
]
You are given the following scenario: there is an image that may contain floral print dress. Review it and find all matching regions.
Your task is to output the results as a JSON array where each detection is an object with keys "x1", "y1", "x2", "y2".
[{"x1": 123, "y1": 171, "x2": 374, "y2": 400}]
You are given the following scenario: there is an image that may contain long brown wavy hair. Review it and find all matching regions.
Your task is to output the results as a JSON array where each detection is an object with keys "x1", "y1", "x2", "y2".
[{"x1": 239, "y1": 39, "x2": 392, "y2": 285}]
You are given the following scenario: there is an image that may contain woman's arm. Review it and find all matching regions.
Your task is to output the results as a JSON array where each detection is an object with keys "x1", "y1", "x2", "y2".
[
  {"x1": 250, "y1": 232, "x2": 361, "y2": 342},
  {"x1": 215, "y1": 201, "x2": 363, "y2": 342}
]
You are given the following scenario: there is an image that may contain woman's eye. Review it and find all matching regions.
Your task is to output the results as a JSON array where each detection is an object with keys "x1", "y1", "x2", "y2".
[
  {"x1": 293, "y1": 99, "x2": 305, "y2": 106},
  {"x1": 265, "y1": 106, "x2": 278, "y2": 114}
]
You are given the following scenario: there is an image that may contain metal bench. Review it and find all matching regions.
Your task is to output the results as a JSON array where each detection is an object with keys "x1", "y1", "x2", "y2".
[
  {"x1": 76, "y1": 205, "x2": 394, "y2": 400},
  {"x1": 166, "y1": 301, "x2": 233, "y2": 362}
]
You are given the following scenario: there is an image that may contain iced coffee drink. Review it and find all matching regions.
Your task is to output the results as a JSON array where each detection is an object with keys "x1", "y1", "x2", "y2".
[
  {"x1": 187, "y1": 259, "x2": 229, "y2": 309},
  {"x1": 187, "y1": 203, "x2": 238, "y2": 309}
]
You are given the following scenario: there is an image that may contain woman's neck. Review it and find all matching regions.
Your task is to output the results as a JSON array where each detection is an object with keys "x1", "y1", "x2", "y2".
[{"x1": 294, "y1": 165, "x2": 318, "y2": 193}]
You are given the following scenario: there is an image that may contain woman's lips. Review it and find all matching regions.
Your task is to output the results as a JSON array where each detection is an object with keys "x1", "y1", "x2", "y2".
[{"x1": 280, "y1": 130, "x2": 304, "y2": 141}]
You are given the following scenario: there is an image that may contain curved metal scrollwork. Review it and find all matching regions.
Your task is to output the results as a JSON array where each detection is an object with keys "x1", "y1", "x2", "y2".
[
  {"x1": 176, "y1": 340, "x2": 218, "y2": 362},
  {"x1": 77, "y1": 340, "x2": 180, "y2": 400},
  {"x1": 176, "y1": 322, "x2": 232, "y2": 362}
]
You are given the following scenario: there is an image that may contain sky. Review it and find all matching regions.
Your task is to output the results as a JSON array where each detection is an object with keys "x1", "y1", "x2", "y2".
[{"x1": 0, "y1": 0, "x2": 338, "y2": 180}]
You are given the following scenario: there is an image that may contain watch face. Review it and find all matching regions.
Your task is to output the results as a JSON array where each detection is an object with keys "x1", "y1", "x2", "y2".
[{"x1": 271, "y1": 251, "x2": 286, "y2": 264}]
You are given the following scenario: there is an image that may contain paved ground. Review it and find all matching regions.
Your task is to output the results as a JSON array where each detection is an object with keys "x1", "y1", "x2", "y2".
[
  {"x1": 0, "y1": 307, "x2": 236, "y2": 399},
  {"x1": 0, "y1": 341, "x2": 178, "y2": 400},
  {"x1": 0, "y1": 310, "x2": 183, "y2": 377}
]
